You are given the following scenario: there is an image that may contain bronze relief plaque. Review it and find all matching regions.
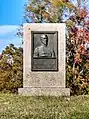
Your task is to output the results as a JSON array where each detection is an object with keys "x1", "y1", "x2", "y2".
[{"x1": 31, "y1": 31, "x2": 58, "y2": 71}]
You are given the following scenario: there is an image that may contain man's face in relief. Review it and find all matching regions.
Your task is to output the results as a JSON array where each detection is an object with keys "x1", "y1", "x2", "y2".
[
  {"x1": 33, "y1": 34, "x2": 55, "y2": 58},
  {"x1": 41, "y1": 34, "x2": 48, "y2": 47}
]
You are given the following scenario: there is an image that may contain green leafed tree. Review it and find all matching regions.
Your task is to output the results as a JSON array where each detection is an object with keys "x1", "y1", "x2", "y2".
[
  {"x1": 24, "y1": 0, "x2": 74, "y2": 23},
  {"x1": 0, "y1": 44, "x2": 23, "y2": 93}
]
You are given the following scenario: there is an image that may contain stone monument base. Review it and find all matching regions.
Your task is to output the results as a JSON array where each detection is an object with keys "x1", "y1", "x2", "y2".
[{"x1": 18, "y1": 87, "x2": 70, "y2": 96}]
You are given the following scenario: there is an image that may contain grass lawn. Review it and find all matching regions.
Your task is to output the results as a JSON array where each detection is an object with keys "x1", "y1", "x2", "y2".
[{"x1": 0, "y1": 93, "x2": 89, "y2": 119}]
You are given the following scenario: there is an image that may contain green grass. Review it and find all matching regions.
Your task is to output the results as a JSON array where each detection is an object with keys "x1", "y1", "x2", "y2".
[{"x1": 0, "y1": 93, "x2": 89, "y2": 119}]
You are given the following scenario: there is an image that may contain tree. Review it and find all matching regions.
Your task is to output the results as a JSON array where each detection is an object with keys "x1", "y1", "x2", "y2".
[
  {"x1": 18, "y1": 0, "x2": 89, "y2": 95},
  {"x1": 65, "y1": 0, "x2": 89, "y2": 95},
  {"x1": 0, "y1": 44, "x2": 23, "y2": 93},
  {"x1": 24, "y1": 0, "x2": 74, "y2": 23}
]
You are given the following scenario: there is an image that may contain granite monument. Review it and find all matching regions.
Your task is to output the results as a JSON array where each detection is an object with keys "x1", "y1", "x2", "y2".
[{"x1": 18, "y1": 23, "x2": 70, "y2": 96}]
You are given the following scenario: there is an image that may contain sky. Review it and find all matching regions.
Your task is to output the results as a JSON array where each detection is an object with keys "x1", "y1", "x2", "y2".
[
  {"x1": 0, "y1": 0, "x2": 26, "y2": 53},
  {"x1": 0, "y1": 0, "x2": 89, "y2": 53}
]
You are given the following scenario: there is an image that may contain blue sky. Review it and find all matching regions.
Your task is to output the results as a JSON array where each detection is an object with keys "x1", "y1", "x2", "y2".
[
  {"x1": 0, "y1": 0, "x2": 89, "y2": 53},
  {"x1": 0, "y1": 0, "x2": 27, "y2": 25},
  {"x1": 0, "y1": 0, "x2": 26, "y2": 53}
]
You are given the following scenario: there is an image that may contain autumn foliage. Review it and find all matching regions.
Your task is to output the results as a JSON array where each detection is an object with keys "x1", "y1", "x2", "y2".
[
  {"x1": 0, "y1": 44, "x2": 23, "y2": 93},
  {"x1": 65, "y1": 1, "x2": 89, "y2": 95},
  {"x1": 18, "y1": 0, "x2": 89, "y2": 95}
]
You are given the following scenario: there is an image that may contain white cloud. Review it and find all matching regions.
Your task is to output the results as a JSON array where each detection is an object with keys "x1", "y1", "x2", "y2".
[
  {"x1": 0, "y1": 25, "x2": 23, "y2": 53},
  {"x1": 0, "y1": 37, "x2": 23, "y2": 52},
  {"x1": 0, "y1": 25, "x2": 19, "y2": 36}
]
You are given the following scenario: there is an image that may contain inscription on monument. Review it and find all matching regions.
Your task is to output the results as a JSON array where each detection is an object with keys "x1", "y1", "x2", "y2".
[{"x1": 31, "y1": 31, "x2": 58, "y2": 71}]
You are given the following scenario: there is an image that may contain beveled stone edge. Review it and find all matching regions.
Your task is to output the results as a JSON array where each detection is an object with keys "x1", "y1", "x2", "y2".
[{"x1": 18, "y1": 87, "x2": 70, "y2": 96}]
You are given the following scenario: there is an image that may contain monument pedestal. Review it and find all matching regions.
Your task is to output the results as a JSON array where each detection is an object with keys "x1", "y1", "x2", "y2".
[{"x1": 18, "y1": 87, "x2": 70, "y2": 96}]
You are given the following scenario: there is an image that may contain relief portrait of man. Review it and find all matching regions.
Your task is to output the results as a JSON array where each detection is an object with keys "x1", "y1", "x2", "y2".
[{"x1": 33, "y1": 34, "x2": 55, "y2": 58}]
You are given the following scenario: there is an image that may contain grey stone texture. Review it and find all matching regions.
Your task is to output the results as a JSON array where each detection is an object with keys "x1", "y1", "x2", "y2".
[{"x1": 18, "y1": 23, "x2": 70, "y2": 96}]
